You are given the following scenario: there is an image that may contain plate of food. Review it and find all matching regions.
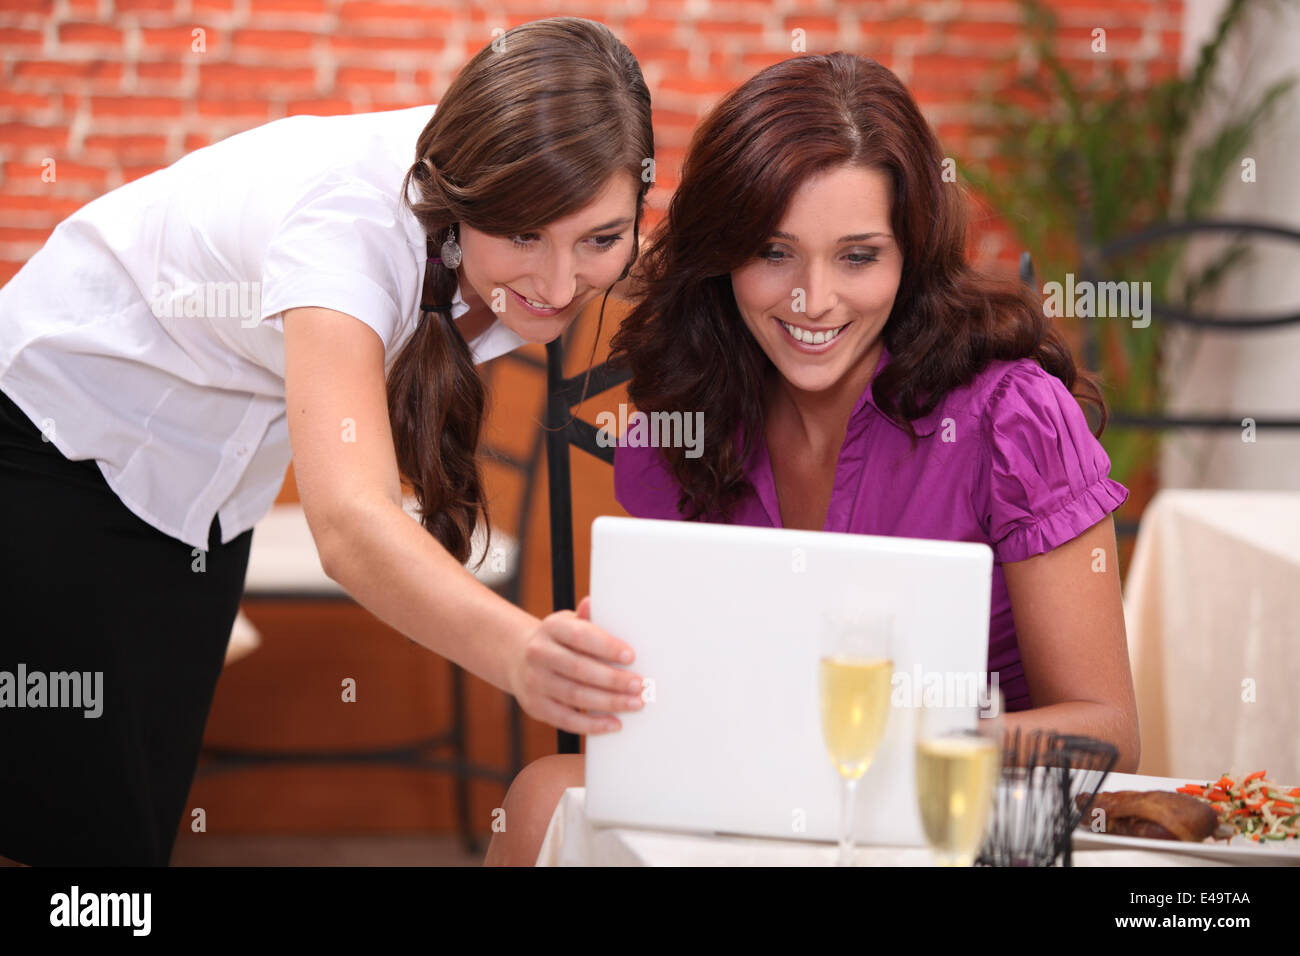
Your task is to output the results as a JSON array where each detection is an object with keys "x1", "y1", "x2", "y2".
[{"x1": 1071, "y1": 770, "x2": 1300, "y2": 864}]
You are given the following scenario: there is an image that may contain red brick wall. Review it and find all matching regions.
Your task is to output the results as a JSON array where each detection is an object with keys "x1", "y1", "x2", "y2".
[{"x1": 2, "y1": 0, "x2": 1184, "y2": 282}]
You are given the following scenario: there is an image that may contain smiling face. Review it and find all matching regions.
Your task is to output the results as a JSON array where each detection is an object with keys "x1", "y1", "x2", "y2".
[
  {"x1": 454, "y1": 172, "x2": 640, "y2": 343},
  {"x1": 730, "y1": 163, "x2": 902, "y2": 399}
]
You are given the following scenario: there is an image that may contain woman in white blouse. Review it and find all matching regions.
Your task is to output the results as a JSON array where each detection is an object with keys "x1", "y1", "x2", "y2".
[{"x1": 0, "y1": 17, "x2": 649, "y2": 866}]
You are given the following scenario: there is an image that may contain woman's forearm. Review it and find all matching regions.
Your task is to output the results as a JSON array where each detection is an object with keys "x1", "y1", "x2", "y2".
[
  {"x1": 319, "y1": 498, "x2": 539, "y2": 695},
  {"x1": 1000, "y1": 701, "x2": 1141, "y2": 774}
]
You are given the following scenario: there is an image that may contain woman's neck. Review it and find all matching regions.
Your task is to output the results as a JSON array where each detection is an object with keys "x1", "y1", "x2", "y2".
[{"x1": 764, "y1": 336, "x2": 884, "y2": 461}]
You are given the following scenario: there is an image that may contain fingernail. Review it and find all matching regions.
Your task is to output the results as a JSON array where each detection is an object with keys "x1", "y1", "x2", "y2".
[
  {"x1": 627, "y1": 678, "x2": 642, "y2": 693},
  {"x1": 619, "y1": 650, "x2": 633, "y2": 663},
  {"x1": 627, "y1": 697, "x2": 643, "y2": 709}
]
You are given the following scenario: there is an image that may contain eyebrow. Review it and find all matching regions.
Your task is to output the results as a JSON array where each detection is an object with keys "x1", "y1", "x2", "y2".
[
  {"x1": 516, "y1": 217, "x2": 634, "y2": 239},
  {"x1": 584, "y1": 217, "x2": 635, "y2": 232},
  {"x1": 771, "y1": 230, "x2": 892, "y2": 243}
]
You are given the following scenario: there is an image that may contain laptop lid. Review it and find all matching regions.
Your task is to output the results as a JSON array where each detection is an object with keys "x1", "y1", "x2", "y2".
[{"x1": 585, "y1": 515, "x2": 994, "y2": 847}]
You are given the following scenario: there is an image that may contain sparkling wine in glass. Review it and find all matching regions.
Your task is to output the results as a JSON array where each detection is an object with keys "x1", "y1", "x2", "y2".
[
  {"x1": 914, "y1": 687, "x2": 1004, "y2": 866},
  {"x1": 818, "y1": 609, "x2": 893, "y2": 867}
]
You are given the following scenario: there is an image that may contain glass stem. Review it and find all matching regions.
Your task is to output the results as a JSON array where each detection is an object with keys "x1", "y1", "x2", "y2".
[{"x1": 837, "y1": 776, "x2": 858, "y2": 866}]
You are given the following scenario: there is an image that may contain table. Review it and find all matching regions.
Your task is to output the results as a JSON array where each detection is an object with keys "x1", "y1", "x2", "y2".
[
  {"x1": 1122, "y1": 490, "x2": 1300, "y2": 783},
  {"x1": 535, "y1": 773, "x2": 1272, "y2": 866},
  {"x1": 221, "y1": 495, "x2": 516, "y2": 664}
]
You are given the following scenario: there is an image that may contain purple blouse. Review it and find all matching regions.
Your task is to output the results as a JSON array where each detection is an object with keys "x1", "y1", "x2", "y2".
[{"x1": 612, "y1": 343, "x2": 1129, "y2": 713}]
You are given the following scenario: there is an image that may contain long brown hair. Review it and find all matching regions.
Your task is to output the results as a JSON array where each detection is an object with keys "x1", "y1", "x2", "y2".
[
  {"x1": 608, "y1": 52, "x2": 1106, "y2": 523},
  {"x1": 393, "y1": 17, "x2": 652, "y2": 565}
]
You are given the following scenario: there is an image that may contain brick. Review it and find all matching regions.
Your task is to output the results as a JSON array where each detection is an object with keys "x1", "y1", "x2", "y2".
[
  {"x1": 740, "y1": 50, "x2": 793, "y2": 72},
  {"x1": 0, "y1": 193, "x2": 87, "y2": 218},
  {"x1": 56, "y1": 23, "x2": 125, "y2": 46},
  {"x1": 253, "y1": 0, "x2": 331, "y2": 11},
  {"x1": 132, "y1": 62, "x2": 188, "y2": 91},
  {"x1": 81, "y1": 132, "x2": 170, "y2": 158},
  {"x1": 642, "y1": 48, "x2": 691, "y2": 70},
  {"x1": 116, "y1": 0, "x2": 177, "y2": 11},
  {"x1": 694, "y1": 20, "x2": 766, "y2": 37},
  {"x1": 141, "y1": 26, "x2": 222, "y2": 51},
  {"x1": 1160, "y1": 28, "x2": 1180, "y2": 58},
  {"x1": 90, "y1": 96, "x2": 185, "y2": 117},
  {"x1": 4, "y1": 160, "x2": 109, "y2": 186},
  {"x1": 11, "y1": 60, "x2": 122, "y2": 83},
  {"x1": 337, "y1": 2, "x2": 456, "y2": 26},
  {"x1": 122, "y1": 164, "x2": 168, "y2": 182},
  {"x1": 0, "y1": 90, "x2": 57, "y2": 111},
  {"x1": 650, "y1": 106, "x2": 697, "y2": 129},
  {"x1": 134, "y1": 61, "x2": 185, "y2": 79},
  {"x1": 231, "y1": 29, "x2": 318, "y2": 50},
  {"x1": 0, "y1": 227, "x2": 58, "y2": 243},
  {"x1": 943, "y1": 20, "x2": 1024, "y2": 44},
  {"x1": 0, "y1": 28, "x2": 45, "y2": 48},
  {"x1": 284, "y1": 99, "x2": 356, "y2": 115},
  {"x1": 198, "y1": 63, "x2": 317, "y2": 90},
  {"x1": 658, "y1": 75, "x2": 742, "y2": 96},
  {"x1": 195, "y1": 99, "x2": 273, "y2": 118},
  {"x1": 336, "y1": 66, "x2": 400, "y2": 87},
  {"x1": 0, "y1": 124, "x2": 70, "y2": 150},
  {"x1": 784, "y1": 15, "x2": 839, "y2": 32},
  {"x1": 329, "y1": 34, "x2": 448, "y2": 54},
  {"x1": 369, "y1": 99, "x2": 428, "y2": 112},
  {"x1": 626, "y1": 17, "x2": 678, "y2": 39}
]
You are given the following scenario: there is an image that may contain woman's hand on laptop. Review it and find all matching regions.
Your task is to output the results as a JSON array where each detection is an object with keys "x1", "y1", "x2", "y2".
[{"x1": 508, "y1": 596, "x2": 645, "y2": 735}]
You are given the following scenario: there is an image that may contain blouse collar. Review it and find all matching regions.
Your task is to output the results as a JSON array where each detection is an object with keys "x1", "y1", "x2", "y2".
[{"x1": 849, "y1": 341, "x2": 943, "y2": 439}]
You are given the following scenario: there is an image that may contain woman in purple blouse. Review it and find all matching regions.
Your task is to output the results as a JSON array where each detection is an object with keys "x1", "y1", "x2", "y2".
[{"x1": 485, "y1": 52, "x2": 1139, "y2": 865}]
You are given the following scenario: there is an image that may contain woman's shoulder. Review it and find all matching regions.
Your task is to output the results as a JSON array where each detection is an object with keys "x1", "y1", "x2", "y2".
[
  {"x1": 910, "y1": 357, "x2": 1053, "y2": 440},
  {"x1": 613, "y1": 442, "x2": 682, "y2": 519},
  {"x1": 956, "y1": 357, "x2": 1062, "y2": 411},
  {"x1": 963, "y1": 358, "x2": 1128, "y2": 562}
]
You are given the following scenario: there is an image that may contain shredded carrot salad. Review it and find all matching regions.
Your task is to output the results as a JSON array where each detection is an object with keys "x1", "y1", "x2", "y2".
[{"x1": 1177, "y1": 771, "x2": 1300, "y2": 842}]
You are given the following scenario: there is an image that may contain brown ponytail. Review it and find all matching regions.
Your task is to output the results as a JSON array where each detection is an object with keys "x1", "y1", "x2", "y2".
[{"x1": 389, "y1": 17, "x2": 653, "y2": 567}]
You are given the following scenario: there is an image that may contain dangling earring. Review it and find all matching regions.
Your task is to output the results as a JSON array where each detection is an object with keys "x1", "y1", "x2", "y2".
[{"x1": 440, "y1": 224, "x2": 462, "y2": 270}]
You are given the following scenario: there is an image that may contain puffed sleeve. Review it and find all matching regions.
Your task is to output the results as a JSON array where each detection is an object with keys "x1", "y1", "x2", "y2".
[
  {"x1": 979, "y1": 360, "x2": 1129, "y2": 562},
  {"x1": 613, "y1": 441, "x2": 685, "y2": 520},
  {"x1": 258, "y1": 170, "x2": 418, "y2": 352}
]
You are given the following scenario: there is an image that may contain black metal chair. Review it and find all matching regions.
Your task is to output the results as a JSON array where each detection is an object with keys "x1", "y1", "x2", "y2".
[
  {"x1": 542, "y1": 333, "x2": 633, "y2": 756},
  {"x1": 1075, "y1": 218, "x2": 1300, "y2": 539}
]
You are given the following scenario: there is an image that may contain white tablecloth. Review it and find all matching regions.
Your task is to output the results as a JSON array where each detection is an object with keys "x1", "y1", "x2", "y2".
[
  {"x1": 535, "y1": 773, "x2": 1254, "y2": 866},
  {"x1": 1123, "y1": 489, "x2": 1300, "y2": 783}
]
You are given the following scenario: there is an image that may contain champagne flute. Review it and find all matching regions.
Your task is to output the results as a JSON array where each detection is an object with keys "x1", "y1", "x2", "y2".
[
  {"x1": 818, "y1": 608, "x2": 893, "y2": 867},
  {"x1": 914, "y1": 684, "x2": 1004, "y2": 866}
]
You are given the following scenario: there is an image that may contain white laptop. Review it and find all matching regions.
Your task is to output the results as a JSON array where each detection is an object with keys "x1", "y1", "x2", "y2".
[{"x1": 585, "y1": 515, "x2": 994, "y2": 847}]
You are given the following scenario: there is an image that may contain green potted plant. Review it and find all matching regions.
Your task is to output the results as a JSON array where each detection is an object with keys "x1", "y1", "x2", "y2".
[{"x1": 959, "y1": 0, "x2": 1297, "y2": 552}]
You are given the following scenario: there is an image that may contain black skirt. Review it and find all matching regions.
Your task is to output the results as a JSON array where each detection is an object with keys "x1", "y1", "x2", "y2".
[{"x1": 0, "y1": 385, "x2": 253, "y2": 866}]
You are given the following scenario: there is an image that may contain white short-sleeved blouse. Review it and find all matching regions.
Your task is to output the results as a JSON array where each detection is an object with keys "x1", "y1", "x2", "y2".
[{"x1": 0, "y1": 105, "x2": 525, "y2": 552}]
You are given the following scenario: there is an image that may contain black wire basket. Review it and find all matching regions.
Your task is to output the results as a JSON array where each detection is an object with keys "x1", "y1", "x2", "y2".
[{"x1": 976, "y1": 729, "x2": 1119, "y2": 867}]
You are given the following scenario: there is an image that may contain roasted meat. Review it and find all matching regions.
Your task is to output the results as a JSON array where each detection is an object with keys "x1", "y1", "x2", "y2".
[{"x1": 1075, "y1": 790, "x2": 1222, "y2": 842}]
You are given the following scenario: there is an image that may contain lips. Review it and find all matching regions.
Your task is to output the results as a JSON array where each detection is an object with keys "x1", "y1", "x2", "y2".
[
  {"x1": 507, "y1": 286, "x2": 568, "y2": 316},
  {"x1": 775, "y1": 316, "x2": 851, "y2": 351}
]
